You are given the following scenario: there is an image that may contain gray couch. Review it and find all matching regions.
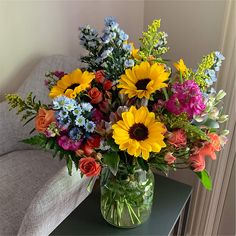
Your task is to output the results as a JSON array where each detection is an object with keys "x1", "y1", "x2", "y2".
[{"x1": 0, "y1": 56, "x2": 94, "y2": 236}]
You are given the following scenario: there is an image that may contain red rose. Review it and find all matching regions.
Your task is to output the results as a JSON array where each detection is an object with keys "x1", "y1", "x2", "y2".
[
  {"x1": 95, "y1": 70, "x2": 105, "y2": 83},
  {"x1": 87, "y1": 134, "x2": 101, "y2": 148},
  {"x1": 103, "y1": 80, "x2": 113, "y2": 91},
  {"x1": 88, "y1": 88, "x2": 103, "y2": 104},
  {"x1": 81, "y1": 143, "x2": 94, "y2": 156},
  {"x1": 79, "y1": 157, "x2": 101, "y2": 177}
]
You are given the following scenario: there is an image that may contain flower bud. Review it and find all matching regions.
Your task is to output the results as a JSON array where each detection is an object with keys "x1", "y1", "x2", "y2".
[
  {"x1": 221, "y1": 129, "x2": 229, "y2": 136},
  {"x1": 216, "y1": 90, "x2": 226, "y2": 101},
  {"x1": 218, "y1": 114, "x2": 229, "y2": 123},
  {"x1": 209, "y1": 107, "x2": 219, "y2": 120}
]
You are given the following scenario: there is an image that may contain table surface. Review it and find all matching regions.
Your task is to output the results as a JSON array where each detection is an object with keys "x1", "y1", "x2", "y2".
[{"x1": 51, "y1": 174, "x2": 192, "y2": 236}]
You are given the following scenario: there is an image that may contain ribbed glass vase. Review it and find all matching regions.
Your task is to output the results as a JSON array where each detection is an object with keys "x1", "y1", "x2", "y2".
[{"x1": 100, "y1": 166, "x2": 154, "y2": 228}]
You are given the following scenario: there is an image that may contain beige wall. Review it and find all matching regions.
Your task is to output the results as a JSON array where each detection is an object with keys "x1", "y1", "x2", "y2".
[
  {"x1": 0, "y1": 0, "x2": 144, "y2": 100},
  {"x1": 144, "y1": 0, "x2": 227, "y2": 186}
]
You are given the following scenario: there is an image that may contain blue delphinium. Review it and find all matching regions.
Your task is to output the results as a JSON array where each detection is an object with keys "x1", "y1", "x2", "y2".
[
  {"x1": 101, "y1": 47, "x2": 113, "y2": 59},
  {"x1": 104, "y1": 16, "x2": 119, "y2": 30},
  {"x1": 118, "y1": 30, "x2": 129, "y2": 41},
  {"x1": 124, "y1": 59, "x2": 135, "y2": 68},
  {"x1": 123, "y1": 43, "x2": 132, "y2": 52},
  {"x1": 205, "y1": 51, "x2": 225, "y2": 86}
]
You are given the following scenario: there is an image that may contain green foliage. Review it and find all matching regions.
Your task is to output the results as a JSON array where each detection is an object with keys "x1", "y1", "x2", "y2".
[
  {"x1": 195, "y1": 170, "x2": 212, "y2": 190},
  {"x1": 161, "y1": 113, "x2": 209, "y2": 141},
  {"x1": 6, "y1": 92, "x2": 43, "y2": 125},
  {"x1": 139, "y1": 19, "x2": 169, "y2": 59},
  {"x1": 149, "y1": 154, "x2": 168, "y2": 174},
  {"x1": 192, "y1": 52, "x2": 215, "y2": 89},
  {"x1": 137, "y1": 157, "x2": 149, "y2": 171},
  {"x1": 107, "y1": 138, "x2": 120, "y2": 151},
  {"x1": 22, "y1": 134, "x2": 78, "y2": 175},
  {"x1": 103, "y1": 151, "x2": 120, "y2": 176}
]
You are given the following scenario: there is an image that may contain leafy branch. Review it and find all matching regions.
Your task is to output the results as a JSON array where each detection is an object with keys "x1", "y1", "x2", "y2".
[
  {"x1": 6, "y1": 92, "x2": 43, "y2": 125},
  {"x1": 139, "y1": 19, "x2": 169, "y2": 59}
]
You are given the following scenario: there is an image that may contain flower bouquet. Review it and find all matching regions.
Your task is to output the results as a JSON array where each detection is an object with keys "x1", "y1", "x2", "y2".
[{"x1": 6, "y1": 17, "x2": 228, "y2": 228}]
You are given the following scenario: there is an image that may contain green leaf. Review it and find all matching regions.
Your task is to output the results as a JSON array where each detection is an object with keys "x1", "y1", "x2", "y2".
[
  {"x1": 203, "y1": 119, "x2": 220, "y2": 129},
  {"x1": 66, "y1": 156, "x2": 73, "y2": 176},
  {"x1": 107, "y1": 138, "x2": 119, "y2": 151},
  {"x1": 137, "y1": 157, "x2": 149, "y2": 171},
  {"x1": 103, "y1": 152, "x2": 120, "y2": 176},
  {"x1": 195, "y1": 170, "x2": 212, "y2": 190},
  {"x1": 22, "y1": 134, "x2": 47, "y2": 147}
]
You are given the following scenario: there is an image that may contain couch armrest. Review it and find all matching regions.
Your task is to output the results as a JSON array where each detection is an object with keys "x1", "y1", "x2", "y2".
[
  {"x1": 17, "y1": 166, "x2": 96, "y2": 236},
  {"x1": 0, "y1": 101, "x2": 35, "y2": 156},
  {"x1": 0, "y1": 55, "x2": 79, "y2": 156}
]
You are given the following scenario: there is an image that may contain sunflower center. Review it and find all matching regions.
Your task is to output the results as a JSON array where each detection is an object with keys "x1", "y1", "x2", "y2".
[
  {"x1": 135, "y1": 78, "x2": 151, "y2": 90},
  {"x1": 65, "y1": 83, "x2": 80, "y2": 91},
  {"x1": 129, "y1": 123, "x2": 149, "y2": 141}
]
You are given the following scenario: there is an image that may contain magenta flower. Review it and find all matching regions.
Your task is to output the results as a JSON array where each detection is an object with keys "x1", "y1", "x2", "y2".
[
  {"x1": 57, "y1": 135, "x2": 82, "y2": 151},
  {"x1": 166, "y1": 80, "x2": 206, "y2": 118}
]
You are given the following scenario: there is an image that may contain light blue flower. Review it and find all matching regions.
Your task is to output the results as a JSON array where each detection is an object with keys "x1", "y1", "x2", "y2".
[
  {"x1": 58, "y1": 110, "x2": 69, "y2": 119},
  {"x1": 85, "y1": 121, "x2": 96, "y2": 133},
  {"x1": 123, "y1": 44, "x2": 132, "y2": 52},
  {"x1": 64, "y1": 99, "x2": 77, "y2": 111},
  {"x1": 215, "y1": 51, "x2": 225, "y2": 60},
  {"x1": 124, "y1": 59, "x2": 134, "y2": 68},
  {"x1": 119, "y1": 30, "x2": 129, "y2": 41},
  {"x1": 88, "y1": 41, "x2": 97, "y2": 48},
  {"x1": 101, "y1": 33, "x2": 111, "y2": 44},
  {"x1": 72, "y1": 106, "x2": 82, "y2": 116},
  {"x1": 53, "y1": 96, "x2": 70, "y2": 109},
  {"x1": 101, "y1": 47, "x2": 113, "y2": 59},
  {"x1": 81, "y1": 102, "x2": 93, "y2": 112},
  {"x1": 75, "y1": 115, "x2": 86, "y2": 127},
  {"x1": 104, "y1": 16, "x2": 119, "y2": 29},
  {"x1": 69, "y1": 127, "x2": 82, "y2": 140}
]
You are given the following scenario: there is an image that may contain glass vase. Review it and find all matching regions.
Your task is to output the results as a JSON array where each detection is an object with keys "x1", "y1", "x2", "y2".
[{"x1": 100, "y1": 166, "x2": 155, "y2": 228}]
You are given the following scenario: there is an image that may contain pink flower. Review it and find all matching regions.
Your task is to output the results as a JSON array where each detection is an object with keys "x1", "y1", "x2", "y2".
[
  {"x1": 164, "y1": 153, "x2": 176, "y2": 164},
  {"x1": 189, "y1": 153, "x2": 206, "y2": 172},
  {"x1": 57, "y1": 135, "x2": 82, "y2": 151},
  {"x1": 167, "y1": 129, "x2": 187, "y2": 148},
  {"x1": 166, "y1": 80, "x2": 206, "y2": 118}
]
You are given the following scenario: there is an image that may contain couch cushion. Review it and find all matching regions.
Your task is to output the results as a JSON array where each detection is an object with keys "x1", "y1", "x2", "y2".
[{"x1": 0, "y1": 149, "x2": 64, "y2": 236}]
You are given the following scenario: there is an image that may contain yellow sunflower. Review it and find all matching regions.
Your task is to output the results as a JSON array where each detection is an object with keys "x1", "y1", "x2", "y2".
[
  {"x1": 49, "y1": 69, "x2": 95, "y2": 99},
  {"x1": 117, "y1": 61, "x2": 170, "y2": 99},
  {"x1": 112, "y1": 106, "x2": 166, "y2": 160}
]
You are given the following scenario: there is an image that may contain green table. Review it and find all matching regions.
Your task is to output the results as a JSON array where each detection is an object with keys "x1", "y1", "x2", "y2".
[{"x1": 51, "y1": 175, "x2": 192, "y2": 235}]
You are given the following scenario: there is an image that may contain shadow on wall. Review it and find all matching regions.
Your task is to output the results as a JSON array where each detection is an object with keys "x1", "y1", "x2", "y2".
[{"x1": 0, "y1": 56, "x2": 43, "y2": 101}]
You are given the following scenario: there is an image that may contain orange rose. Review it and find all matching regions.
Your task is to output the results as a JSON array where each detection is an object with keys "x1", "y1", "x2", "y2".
[
  {"x1": 35, "y1": 108, "x2": 55, "y2": 132},
  {"x1": 88, "y1": 88, "x2": 103, "y2": 104},
  {"x1": 79, "y1": 157, "x2": 101, "y2": 177}
]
